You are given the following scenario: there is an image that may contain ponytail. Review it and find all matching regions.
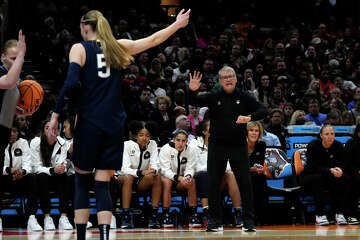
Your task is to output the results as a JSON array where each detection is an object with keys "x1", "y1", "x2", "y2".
[{"x1": 81, "y1": 10, "x2": 134, "y2": 69}]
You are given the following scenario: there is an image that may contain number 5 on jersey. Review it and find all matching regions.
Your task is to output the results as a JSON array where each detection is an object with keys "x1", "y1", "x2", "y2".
[{"x1": 97, "y1": 54, "x2": 110, "y2": 78}]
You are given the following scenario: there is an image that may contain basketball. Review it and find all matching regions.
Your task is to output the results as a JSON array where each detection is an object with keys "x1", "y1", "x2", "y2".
[{"x1": 16, "y1": 80, "x2": 44, "y2": 115}]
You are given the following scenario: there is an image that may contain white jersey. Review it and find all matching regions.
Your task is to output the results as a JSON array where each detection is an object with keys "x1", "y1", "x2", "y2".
[
  {"x1": 64, "y1": 138, "x2": 75, "y2": 175},
  {"x1": 159, "y1": 142, "x2": 196, "y2": 180},
  {"x1": 189, "y1": 137, "x2": 232, "y2": 173},
  {"x1": 29, "y1": 136, "x2": 71, "y2": 175},
  {"x1": 3, "y1": 138, "x2": 32, "y2": 175},
  {"x1": 120, "y1": 140, "x2": 159, "y2": 177}
]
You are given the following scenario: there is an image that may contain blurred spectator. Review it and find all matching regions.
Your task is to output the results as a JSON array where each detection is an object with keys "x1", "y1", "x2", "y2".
[
  {"x1": 306, "y1": 99, "x2": 327, "y2": 125},
  {"x1": 129, "y1": 87, "x2": 154, "y2": 122},
  {"x1": 150, "y1": 95, "x2": 174, "y2": 146},
  {"x1": 289, "y1": 110, "x2": 309, "y2": 125},
  {"x1": 265, "y1": 108, "x2": 286, "y2": 150},
  {"x1": 283, "y1": 102, "x2": 294, "y2": 126}
]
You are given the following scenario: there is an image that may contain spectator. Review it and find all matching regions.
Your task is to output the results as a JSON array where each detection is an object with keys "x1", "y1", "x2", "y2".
[
  {"x1": 173, "y1": 114, "x2": 195, "y2": 142},
  {"x1": 266, "y1": 108, "x2": 286, "y2": 150},
  {"x1": 283, "y1": 102, "x2": 294, "y2": 126},
  {"x1": 306, "y1": 99, "x2": 327, "y2": 126},
  {"x1": 347, "y1": 87, "x2": 360, "y2": 110},
  {"x1": 150, "y1": 95, "x2": 174, "y2": 146},
  {"x1": 289, "y1": 110, "x2": 310, "y2": 125},
  {"x1": 261, "y1": 128, "x2": 281, "y2": 147},
  {"x1": 129, "y1": 87, "x2": 154, "y2": 122},
  {"x1": 187, "y1": 105, "x2": 202, "y2": 135},
  {"x1": 349, "y1": 94, "x2": 360, "y2": 123}
]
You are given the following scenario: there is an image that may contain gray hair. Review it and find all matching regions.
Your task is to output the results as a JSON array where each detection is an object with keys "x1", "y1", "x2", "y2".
[{"x1": 218, "y1": 66, "x2": 236, "y2": 77}]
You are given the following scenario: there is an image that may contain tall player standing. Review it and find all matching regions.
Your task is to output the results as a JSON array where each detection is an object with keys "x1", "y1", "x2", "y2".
[{"x1": 48, "y1": 9, "x2": 190, "y2": 240}]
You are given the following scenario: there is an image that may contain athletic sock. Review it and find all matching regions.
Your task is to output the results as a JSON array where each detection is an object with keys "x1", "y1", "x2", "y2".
[
  {"x1": 76, "y1": 224, "x2": 87, "y2": 240},
  {"x1": 99, "y1": 224, "x2": 110, "y2": 240}
]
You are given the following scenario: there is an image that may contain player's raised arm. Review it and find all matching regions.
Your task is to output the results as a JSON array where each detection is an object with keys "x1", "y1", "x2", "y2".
[
  {"x1": 118, "y1": 9, "x2": 190, "y2": 55},
  {"x1": 0, "y1": 30, "x2": 26, "y2": 89}
]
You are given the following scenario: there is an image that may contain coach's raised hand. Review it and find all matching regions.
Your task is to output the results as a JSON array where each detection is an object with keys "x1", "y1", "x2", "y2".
[{"x1": 189, "y1": 71, "x2": 203, "y2": 91}]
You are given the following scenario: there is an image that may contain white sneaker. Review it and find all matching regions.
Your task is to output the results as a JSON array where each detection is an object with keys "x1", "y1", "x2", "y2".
[
  {"x1": 335, "y1": 213, "x2": 348, "y2": 225},
  {"x1": 27, "y1": 215, "x2": 43, "y2": 232},
  {"x1": 86, "y1": 221, "x2": 93, "y2": 229},
  {"x1": 0, "y1": 217, "x2": 3, "y2": 232},
  {"x1": 316, "y1": 215, "x2": 329, "y2": 226},
  {"x1": 347, "y1": 216, "x2": 360, "y2": 225},
  {"x1": 58, "y1": 216, "x2": 73, "y2": 230},
  {"x1": 44, "y1": 216, "x2": 56, "y2": 231},
  {"x1": 110, "y1": 215, "x2": 117, "y2": 229}
]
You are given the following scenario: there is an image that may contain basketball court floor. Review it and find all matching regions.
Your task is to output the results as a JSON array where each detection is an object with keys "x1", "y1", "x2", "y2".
[{"x1": 1, "y1": 225, "x2": 360, "y2": 240}]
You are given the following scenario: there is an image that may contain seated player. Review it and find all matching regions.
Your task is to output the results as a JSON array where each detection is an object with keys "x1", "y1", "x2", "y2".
[
  {"x1": 30, "y1": 118, "x2": 74, "y2": 230},
  {"x1": 114, "y1": 120, "x2": 161, "y2": 229},
  {"x1": 0, "y1": 122, "x2": 40, "y2": 232},
  {"x1": 159, "y1": 129, "x2": 201, "y2": 227}
]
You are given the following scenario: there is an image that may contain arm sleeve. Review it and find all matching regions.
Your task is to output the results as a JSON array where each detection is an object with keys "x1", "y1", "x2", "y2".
[
  {"x1": 53, "y1": 62, "x2": 82, "y2": 114},
  {"x1": 159, "y1": 146, "x2": 176, "y2": 180},
  {"x1": 30, "y1": 139, "x2": 52, "y2": 176},
  {"x1": 21, "y1": 140, "x2": 32, "y2": 175},
  {"x1": 188, "y1": 89, "x2": 214, "y2": 107},
  {"x1": 184, "y1": 147, "x2": 196, "y2": 178},
  {"x1": 121, "y1": 145, "x2": 138, "y2": 177},
  {"x1": 149, "y1": 141, "x2": 160, "y2": 172},
  {"x1": 244, "y1": 92, "x2": 268, "y2": 121}
]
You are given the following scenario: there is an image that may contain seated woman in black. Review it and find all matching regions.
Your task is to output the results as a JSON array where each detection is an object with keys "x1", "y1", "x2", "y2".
[
  {"x1": 246, "y1": 121, "x2": 267, "y2": 225},
  {"x1": 299, "y1": 124, "x2": 347, "y2": 226}
]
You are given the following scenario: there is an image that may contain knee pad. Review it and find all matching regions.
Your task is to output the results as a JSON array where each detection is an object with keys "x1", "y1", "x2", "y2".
[
  {"x1": 74, "y1": 173, "x2": 92, "y2": 210},
  {"x1": 94, "y1": 181, "x2": 113, "y2": 212}
]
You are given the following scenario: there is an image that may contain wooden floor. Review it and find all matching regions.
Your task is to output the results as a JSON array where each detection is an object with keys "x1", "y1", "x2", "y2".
[{"x1": 2, "y1": 225, "x2": 360, "y2": 239}]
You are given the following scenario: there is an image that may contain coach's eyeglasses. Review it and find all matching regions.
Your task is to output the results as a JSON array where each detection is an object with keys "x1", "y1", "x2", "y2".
[{"x1": 220, "y1": 74, "x2": 236, "y2": 80}]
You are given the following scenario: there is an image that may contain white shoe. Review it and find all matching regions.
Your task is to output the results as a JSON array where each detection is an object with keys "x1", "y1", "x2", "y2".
[
  {"x1": 316, "y1": 215, "x2": 329, "y2": 226},
  {"x1": 86, "y1": 221, "x2": 93, "y2": 229},
  {"x1": 0, "y1": 217, "x2": 3, "y2": 232},
  {"x1": 27, "y1": 215, "x2": 43, "y2": 232},
  {"x1": 335, "y1": 213, "x2": 348, "y2": 225},
  {"x1": 58, "y1": 216, "x2": 73, "y2": 230},
  {"x1": 44, "y1": 216, "x2": 56, "y2": 231},
  {"x1": 110, "y1": 215, "x2": 117, "y2": 229}
]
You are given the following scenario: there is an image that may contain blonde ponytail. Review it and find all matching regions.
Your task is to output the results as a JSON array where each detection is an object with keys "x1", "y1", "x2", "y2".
[{"x1": 81, "y1": 10, "x2": 134, "y2": 69}]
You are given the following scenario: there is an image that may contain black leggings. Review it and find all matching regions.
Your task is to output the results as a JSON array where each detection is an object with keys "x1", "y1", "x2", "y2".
[
  {"x1": 0, "y1": 125, "x2": 10, "y2": 176},
  {"x1": 0, "y1": 174, "x2": 38, "y2": 215},
  {"x1": 299, "y1": 172, "x2": 347, "y2": 215},
  {"x1": 36, "y1": 173, "x2": 74, "y2": 215},
  {"x1": 208, "y1": 143, "x2": 255, "y2": 225}
]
